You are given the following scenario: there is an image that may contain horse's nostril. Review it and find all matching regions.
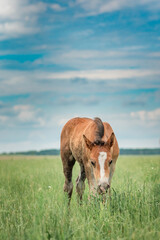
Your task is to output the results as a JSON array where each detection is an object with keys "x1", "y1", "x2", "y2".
[{"x1": 98, "y1": 183, "x2": 110, "y2": 193}]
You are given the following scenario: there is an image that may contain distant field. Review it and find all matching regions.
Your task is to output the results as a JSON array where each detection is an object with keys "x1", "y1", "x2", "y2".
[{"x1": 0, "y1": 155, "x2": 160, "y2": 240}]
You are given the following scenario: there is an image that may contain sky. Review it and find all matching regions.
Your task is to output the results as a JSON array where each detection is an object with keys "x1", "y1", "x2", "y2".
[{"x1": 0, "y1": 0, "x2": 160, "y2": 153}]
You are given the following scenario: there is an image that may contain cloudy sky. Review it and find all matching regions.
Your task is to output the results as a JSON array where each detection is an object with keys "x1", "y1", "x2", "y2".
[{"x1": 0, "y1": 0, "x2": 160, "y2": 152}]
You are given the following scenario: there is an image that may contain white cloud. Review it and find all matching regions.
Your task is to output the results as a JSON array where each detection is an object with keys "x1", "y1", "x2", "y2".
[
  {"x1": 0, "y1": 67, "x2": 159, "y2": 97},
  {"x1": 35, "y1": 48, "x2": 160, "y2": 70},
  {"x1": 14, "y1": 105, "x2": 35, "y2": 122},
  {"x1": 0, "y1": 0, "x2": 46, "y2": 40},
  {"x1": 36, "y1": 49, "x2": 134, "y2": 64},
  {"x1": 50, "y1": 4, "x2": 65, "y2": 11},
  {"x1": 0, "y1": 0, "x2": 46, "y2": 20},
  {"x1": 13, "y1": 104, "x2": 45, "y2": 126},
  {"x1": 0, "y1": 115, "x2": 8, "y2": 122},
  {"x1": 47, "y1": 69, "x2": 160, "y2": 80},
  {"x1": 131, "y1": 108, "x2": 160, "y2": 122},
  {"x1": 0, "y1": 22, "x2": 39, "y2": 40},
  {"x1": 0, "y1": 0, "x2": 66, "y2": 40},
  {"x1": 74, "y1": 0, "x2": 160, "y2": 16}
]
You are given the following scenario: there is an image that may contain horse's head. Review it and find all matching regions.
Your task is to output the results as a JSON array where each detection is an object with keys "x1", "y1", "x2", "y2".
[{"x1": 83, "y1": 132, "x2": 114, "y2": 195}]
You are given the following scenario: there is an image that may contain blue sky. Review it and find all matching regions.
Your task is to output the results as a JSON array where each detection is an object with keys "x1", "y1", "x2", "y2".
[{"x1": 0, "y1": 0, "x2": 160, "y2": 152}]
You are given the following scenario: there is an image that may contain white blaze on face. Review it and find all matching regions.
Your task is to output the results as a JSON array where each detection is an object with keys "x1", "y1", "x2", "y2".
[{"x1": 98, "y1": 151, "x2": 108, "y2": 183}]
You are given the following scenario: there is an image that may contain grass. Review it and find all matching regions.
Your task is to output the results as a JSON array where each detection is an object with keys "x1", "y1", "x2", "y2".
[{"x1": 0, "y1": 155, "x2": 160, "y2": 240}]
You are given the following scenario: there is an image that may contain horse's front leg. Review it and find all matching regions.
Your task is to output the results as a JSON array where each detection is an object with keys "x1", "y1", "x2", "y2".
[
  {"x1": 61, "y1": 153, "x2": 75, "y2": 203},
  {"x1": 76, "y1": 163, "x2": 86, "y2": 202}
]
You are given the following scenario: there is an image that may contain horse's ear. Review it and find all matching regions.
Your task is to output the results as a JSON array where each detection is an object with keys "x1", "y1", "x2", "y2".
[
  {"x1": 106, "y1": 132, "x2": 114, "y2": 148},
  {"x1": 83, "y1": 135, "x2": 93, "y2": 150}
]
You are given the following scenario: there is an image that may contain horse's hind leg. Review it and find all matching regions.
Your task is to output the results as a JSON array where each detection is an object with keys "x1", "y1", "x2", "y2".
[
  {"x1": 76, "y1": 163, "x2": 86, "y2": 201},
  {"x1": 61, "y1": 153, "x2": 75, "y2": 201}
]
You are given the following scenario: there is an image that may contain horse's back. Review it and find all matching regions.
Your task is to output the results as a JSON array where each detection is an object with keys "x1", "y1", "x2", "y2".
[
  {"x1": 60, "y1": 117, "x2": 92, "y2": 153},
  {"x1": 61, "y1": 117, "x2": 91, "y2": 138}
]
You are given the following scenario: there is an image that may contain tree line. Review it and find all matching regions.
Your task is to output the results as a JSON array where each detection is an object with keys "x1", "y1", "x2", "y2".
[{"x1": 1, "y1": 148, "x2": 160, "y2": 155}]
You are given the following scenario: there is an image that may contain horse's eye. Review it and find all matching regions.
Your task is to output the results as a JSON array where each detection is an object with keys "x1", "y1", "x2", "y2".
[
  {"x1": 109, "y1": 160, "x2": 112, "y2": 166},
  {"x1": 91, "y1": 161, "x2": 96, "y2": 167}
]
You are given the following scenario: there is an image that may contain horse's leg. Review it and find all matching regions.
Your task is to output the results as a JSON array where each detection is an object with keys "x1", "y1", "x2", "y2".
[
  {"x1": 108, "y1": 158, "x2": 117, "y2": 199},
  {"x1": 62, "y1": 153, "x2": 75, "y2": 202},
  {"x1": 76, "y1": 163, "x2": 86, "y2": 202}
]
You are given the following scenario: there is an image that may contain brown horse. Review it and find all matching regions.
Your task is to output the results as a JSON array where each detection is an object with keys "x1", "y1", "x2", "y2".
[{"x1": 60, "y1": 117, "x2": 119, "y2": 201}]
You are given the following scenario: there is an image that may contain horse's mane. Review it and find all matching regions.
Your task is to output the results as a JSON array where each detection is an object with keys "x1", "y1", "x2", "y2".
[{"x1": 94, "y1": 117, "x2": 104, "y2": 145}]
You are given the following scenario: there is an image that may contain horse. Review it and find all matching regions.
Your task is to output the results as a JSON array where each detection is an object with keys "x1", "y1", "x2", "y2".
[{"x1": 60, "y1": 117, "x2": 119, "y2": 202}]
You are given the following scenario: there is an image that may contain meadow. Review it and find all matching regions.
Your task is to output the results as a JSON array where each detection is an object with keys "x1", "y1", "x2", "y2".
[{"x1": 0, "y1": 155, "x2": 159, "y2": 240}]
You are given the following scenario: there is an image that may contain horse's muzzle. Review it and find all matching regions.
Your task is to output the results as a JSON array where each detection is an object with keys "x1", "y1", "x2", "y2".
[{"x1": 97, "y1": 183, "x2": 110, "y2": 194}]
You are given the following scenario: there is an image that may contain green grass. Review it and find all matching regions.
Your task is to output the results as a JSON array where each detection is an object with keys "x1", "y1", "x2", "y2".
[{"x1": 0, "y1": 155, "x2": 160, "y2": 240}]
